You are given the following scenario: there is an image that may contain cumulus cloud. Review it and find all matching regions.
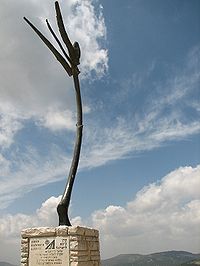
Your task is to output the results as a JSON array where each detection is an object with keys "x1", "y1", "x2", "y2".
[
  {"x1": 92, "y1": 165, "x2": 200, "y2": 258},
  {"x1": 0, "y1": 195, "x2": 82, "y2": 264},
  {"x1": 0, "y1": 165, "x2": 199, "y2": 263}
]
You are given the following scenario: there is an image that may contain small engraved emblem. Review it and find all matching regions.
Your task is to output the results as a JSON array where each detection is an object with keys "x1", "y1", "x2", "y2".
[{"x1": 45, "y1": 239, "x2": 55, "y2": 249}]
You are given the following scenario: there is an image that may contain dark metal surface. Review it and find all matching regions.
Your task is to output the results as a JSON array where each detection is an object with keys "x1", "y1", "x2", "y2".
[{"x1": 24, "y1": 1, "x2": 83, "y2": 226}]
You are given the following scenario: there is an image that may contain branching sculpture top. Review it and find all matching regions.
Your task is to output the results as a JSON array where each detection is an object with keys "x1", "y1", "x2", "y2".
[{"x1": 24, "y1": 1, "x2": 83, "y2": 226}]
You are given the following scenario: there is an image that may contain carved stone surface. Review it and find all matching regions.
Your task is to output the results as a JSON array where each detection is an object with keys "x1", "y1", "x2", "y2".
[
  {"x1": 21, "y1": 226, "x2": 101, "y2": 266},
  {"x1": 29, "y1": 236, "x2": 70, "y2": 266}
]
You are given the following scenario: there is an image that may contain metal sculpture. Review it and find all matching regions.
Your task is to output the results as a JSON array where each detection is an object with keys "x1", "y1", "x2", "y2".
[{"x1": 24, "y1": 1, "x2": 83, "y2": 226}]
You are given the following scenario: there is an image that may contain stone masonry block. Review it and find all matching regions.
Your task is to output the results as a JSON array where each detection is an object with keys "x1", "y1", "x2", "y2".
[
  {"x1": 88, "y1": 241, "x2": 99, "y2": 250},
  {"x1": 68, "y1": 226, "x2": 85, "y2": 236},
  {"x1": 90, "y1": 251, "x2": 100, "y2": 256},
  {"x1": 21, "y1": 258, "x2": 28, "y2": 264},
  {"x1": 21, "y1": 252, "x2": 28, "y2": 258},
  {"x1": 85, "y1": 228, "x2": 99, "y2": 237},
  {"x1": 21, "y1": 245, "x2": 28, "y2": 253},
  {"x1": 91, "y1": 256, "x2": 100, "y2": 261},
  {"x1": 21, "y1": 227, "x2": 56, "y2": 237},
  {"x1": 21, "y1": 238, "x2": 28, "y2": 244},
  {"x1": 70, "y1": 240, "x2": 78, "y2": 250},
  {"x1": 85, "y1": 236, "x2": 98, "y2": 242},
  {"x1": 56, "y1": 226, "x2": 68, "y2": 236},
  {"x1": 70, "y1": 235, "x2": 83, "y2": 241}
]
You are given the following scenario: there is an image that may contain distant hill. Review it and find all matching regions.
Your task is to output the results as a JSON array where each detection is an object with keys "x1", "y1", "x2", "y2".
[
  {"x1": 0, "y1": 263, "x2": 16, "y2": 266},
  {"x1": 101, "y1": 251, "x2": 200, "y2": 266},
  {"x1": 180, "y1": 257, "x2": 200, "y2": 265}
]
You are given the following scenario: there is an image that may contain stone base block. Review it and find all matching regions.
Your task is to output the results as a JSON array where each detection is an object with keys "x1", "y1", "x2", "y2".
[{"x1": 21, "y1": 226, "x2": 101, "y2": 266}]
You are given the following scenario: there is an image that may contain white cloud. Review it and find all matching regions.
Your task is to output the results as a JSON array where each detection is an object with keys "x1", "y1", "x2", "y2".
[
  {"x1": 38, "y1": 104, "x2": 91, "y2": 131},
  {"x1": 0, "y1": 111, "x2": 199, "y2": 210},
  {"x1": 92, "y1": 165, "x2": 200, "y2": 258},
  {"x1": 0, "y1": 165, "x2": 199, "y2": 263},
  {"x1": 0, "y1": 196, "x2": 60, "y2": 241},
  {"x1": 80, "y1": 118, "x2": 200, "y2": 170},
  {"x1": 80, "y1": 45, "x2": 200, "y2": 168},
  {"x1": 66, "y1": 1, "x2": 108, "y2": 77},
  {"x1": 38, "y1": 108, "x2": 76, "y2": 131},
  {"x1": 0, "y1": 0, "x2": 107, "y2": 143},
  {"x1": 0, "y1": 195, "x2": 82, "y2": 264},
  {"x1": 0, "y1": 148, "x2": 70, "y2": 209},
  {"x1": 0, "y1": 10, "x2": 200, "y2": 213},
  {"x1": 0, "y1": 104, "x2": 24, "y2": 149},
  {"x1": 0, "y1": 154, "x2": 10, "y2": 173}
]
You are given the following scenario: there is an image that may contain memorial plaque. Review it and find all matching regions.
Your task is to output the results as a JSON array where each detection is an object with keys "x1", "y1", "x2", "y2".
[{"x1": 29, "y1": 236, "x2": 70, "y2": 266}]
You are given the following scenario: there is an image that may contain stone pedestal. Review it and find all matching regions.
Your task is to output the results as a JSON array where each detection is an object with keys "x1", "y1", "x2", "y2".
[{"x1": 21, "y1": 226, "x2": 101, "y2": 266}]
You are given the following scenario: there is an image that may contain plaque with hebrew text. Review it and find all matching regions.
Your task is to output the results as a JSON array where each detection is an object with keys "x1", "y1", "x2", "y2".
[{"x1": 29, "y1": 236, "x2": 69, "y2": 266}]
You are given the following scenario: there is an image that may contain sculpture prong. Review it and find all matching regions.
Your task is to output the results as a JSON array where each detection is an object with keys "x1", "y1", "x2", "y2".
[
  {"x1": 46, "y1": 19, "x2": 72, "y2": 65},
  {"x1": 23, "y1": 17, "x2": 72, "y2": 76},
  {"x1": 55, "y1": 1, "x2": 75, "y2": 62}
]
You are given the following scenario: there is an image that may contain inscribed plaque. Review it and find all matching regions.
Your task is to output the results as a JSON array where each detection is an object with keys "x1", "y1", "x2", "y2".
[{"x1": 29, "y1": 236, "x2": 69, "y2": 266}]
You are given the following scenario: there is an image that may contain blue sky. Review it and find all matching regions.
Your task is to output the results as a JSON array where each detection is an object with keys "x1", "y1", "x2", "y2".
[{"x1": 0, "y1": 0, "x2": 200, "y2": 263}]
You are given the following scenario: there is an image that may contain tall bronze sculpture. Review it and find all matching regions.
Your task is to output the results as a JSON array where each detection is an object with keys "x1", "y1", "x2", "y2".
[{"x1": 24, "y1": 1, "x2": 83, "y2": 226}]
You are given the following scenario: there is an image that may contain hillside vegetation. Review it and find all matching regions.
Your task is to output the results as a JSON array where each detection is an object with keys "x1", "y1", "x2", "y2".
[{"x1": 102, "y1": 251, "x2": 200, "y2": 266}]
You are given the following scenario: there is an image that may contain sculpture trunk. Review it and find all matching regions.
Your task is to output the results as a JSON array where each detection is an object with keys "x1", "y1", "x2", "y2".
[
  {"x1": 57, "y1": 72, "x2": 83, "y2": 226},
  {"x1": 24, "y1": 1, "x2": 83, "y2": 227}
]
